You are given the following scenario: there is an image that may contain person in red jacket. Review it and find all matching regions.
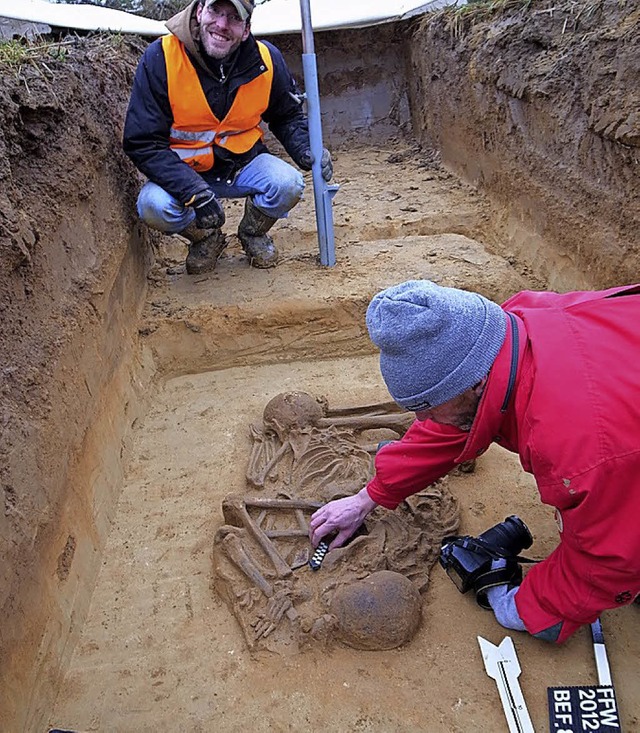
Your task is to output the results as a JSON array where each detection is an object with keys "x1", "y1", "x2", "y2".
[{"x1": 309, "y1": 279, "x2": 640, "y2": 643}]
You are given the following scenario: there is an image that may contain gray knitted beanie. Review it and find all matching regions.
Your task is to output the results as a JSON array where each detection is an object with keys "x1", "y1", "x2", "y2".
[{"x1": 366, "y1": 280, "x2": 507, "y2": 411}]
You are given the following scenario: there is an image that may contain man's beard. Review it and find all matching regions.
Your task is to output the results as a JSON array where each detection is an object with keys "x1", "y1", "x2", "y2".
[
  {"x1": 442, "y1": 393, "x2": 483, "y2": 432},
  {"x1": 199, "y1": 28, "x2": 240, "y2": 60}
]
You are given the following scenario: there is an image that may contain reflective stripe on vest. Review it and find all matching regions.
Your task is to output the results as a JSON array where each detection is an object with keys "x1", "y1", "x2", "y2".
[{"x1": 162, "y1": 35, "x2": 273, "y2": 172}]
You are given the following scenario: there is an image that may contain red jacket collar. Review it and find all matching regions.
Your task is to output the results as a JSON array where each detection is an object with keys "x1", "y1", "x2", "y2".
[{"x1": 456, "y1": 311, "x2": 527, "y2": 463}]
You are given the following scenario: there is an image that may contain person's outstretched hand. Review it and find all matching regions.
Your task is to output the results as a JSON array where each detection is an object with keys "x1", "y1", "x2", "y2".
[{"x1": 309, "y1": 486, "x2": 377, "y2": 549}]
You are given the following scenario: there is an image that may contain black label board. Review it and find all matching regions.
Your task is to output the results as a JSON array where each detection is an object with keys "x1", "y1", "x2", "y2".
[{"x1": 548, "y1": 685, "x2": 622, "y2": 732}]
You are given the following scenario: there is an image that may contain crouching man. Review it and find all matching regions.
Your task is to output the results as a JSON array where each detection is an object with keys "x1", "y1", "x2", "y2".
[{"x1": 123, "y1": 0, "x2": 332, "y2": 274}]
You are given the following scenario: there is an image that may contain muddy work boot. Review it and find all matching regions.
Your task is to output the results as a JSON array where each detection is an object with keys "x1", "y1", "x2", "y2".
[
  {"x1": 237, "y1": 198, "x2": 278, "y2": 269},
  {"x1": 180, "y1": 222, "x2": 227, "y2": 275}
]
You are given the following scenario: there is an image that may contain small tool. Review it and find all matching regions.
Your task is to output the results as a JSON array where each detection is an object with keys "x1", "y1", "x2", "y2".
[
  {"x1": 309, "y1": 539, "x2": 330, "y2": 571},
  {"x1": 590, "y1": 618, "x2": 612, "y2": 686},
  {"x1": 478, "y1": 635, "x2": 534, "y2": 733}
]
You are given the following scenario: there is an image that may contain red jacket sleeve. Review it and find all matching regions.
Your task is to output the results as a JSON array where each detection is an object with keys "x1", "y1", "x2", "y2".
[
  {"x1": 366, "y1": 419, "x2": 468, "y2": 508},
  {"x1": 516, "y1": 544, "x2": 593, "y2": 643},
  {"x1": 516, "y1": 456, "x2": 640, "y2": 643}
]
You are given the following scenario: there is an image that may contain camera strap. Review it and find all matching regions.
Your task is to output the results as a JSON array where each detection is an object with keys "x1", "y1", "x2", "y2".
[
  {"x1": 470, "y1": 536, "x2": 540, "y2": 565},
  {"x1": 512, "y1": 554, "x2": 538, "y2": 564},
  {"x1": 473, "y1": 560, "x2": 522, "y2": 609}
]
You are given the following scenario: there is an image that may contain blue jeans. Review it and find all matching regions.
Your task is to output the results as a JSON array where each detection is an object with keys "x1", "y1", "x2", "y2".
[{"x1": 136, "y1": 153, "x2": 305, "y2": 234}]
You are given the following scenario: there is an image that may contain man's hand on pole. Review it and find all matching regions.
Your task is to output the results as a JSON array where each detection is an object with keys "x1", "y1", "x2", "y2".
[
  {"x1": 299, "y1": 147, "x2": 333, "y2": 181},
  {"x1": 309, "y1": 486, "x2": 377, "y2": 549},
  {"x1": 318, "y1": 148, "x2": 333, "y2": 181}
]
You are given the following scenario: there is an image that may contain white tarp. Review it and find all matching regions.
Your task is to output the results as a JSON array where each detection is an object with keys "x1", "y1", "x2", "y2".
[
  {"x1": 253, "y1": 0, "x2": 454, "y2": 34},
  {"x1": 0, "y1": 0, "x2": 167, "y2": 35},
  {"x1": 0, "y1": 0, "x2": 459, "y2": 37}
]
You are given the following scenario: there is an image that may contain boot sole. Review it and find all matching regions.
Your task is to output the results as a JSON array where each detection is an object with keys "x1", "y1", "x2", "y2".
[
  {"x1": 249, "y1": 256, "x2": 278, "y2": 269},
  {"x1": 186, "y1": 240, "x2": 228, "y2": 275}
]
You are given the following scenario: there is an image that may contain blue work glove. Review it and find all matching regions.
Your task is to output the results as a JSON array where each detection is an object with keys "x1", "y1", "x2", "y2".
[
  {"x1": 485, "y1": 559, "x2": 526, "y2": 631},
  {"x1": 191, "y1": 189, "x2": 225, "y2": 230},
  {"x1": 299, "y1": 148, "x2": 333, "y2": 181}
]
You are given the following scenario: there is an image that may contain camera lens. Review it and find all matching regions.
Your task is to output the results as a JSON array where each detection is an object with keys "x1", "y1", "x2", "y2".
[
  {"x1": 477, "y1": 515, "x2": 533, "y2": 557},
  {"x1": 438, "y1": 515, "x2": 533, "y2": 599}
]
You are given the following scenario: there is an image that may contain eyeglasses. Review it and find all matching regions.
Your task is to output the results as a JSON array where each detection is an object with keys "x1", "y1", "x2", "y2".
[{"x1": 202, "y1": 4, "x2": 245, "y2": 26}]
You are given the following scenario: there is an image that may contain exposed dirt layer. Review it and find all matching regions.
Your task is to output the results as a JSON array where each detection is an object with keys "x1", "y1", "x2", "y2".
[
  {"x1": 0, "y1": 34, "x2": 153, "y2": 730},
  {"x1": 138, "y1": 142, "x2": 536, "y2": 380},
  {"x1": 409, "y1": 0, "x2": 640, "y2": 290}
]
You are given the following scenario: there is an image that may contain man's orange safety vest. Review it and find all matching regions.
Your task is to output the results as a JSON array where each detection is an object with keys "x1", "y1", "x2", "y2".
[{"x1": 161, "y1": 34, "x2": 274, "y2": 172}]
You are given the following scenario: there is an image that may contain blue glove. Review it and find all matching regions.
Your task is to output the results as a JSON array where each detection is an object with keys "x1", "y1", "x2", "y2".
[{"x1": 485, "y1": 559, "x2": 526, "y2": 631}]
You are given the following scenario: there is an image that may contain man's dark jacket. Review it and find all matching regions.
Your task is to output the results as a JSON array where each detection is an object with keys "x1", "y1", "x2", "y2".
[{"x1": 123, "y1": 0, "x2": 311, "y2": 204}]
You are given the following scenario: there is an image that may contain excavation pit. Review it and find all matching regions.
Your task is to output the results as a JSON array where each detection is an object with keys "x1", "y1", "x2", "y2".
[
  {"x1": 8, "y1": 134, "x2": 639, "y2": 733},
  {"x1": 1, "y1": 6, "x2": 638, "y2": 729}
]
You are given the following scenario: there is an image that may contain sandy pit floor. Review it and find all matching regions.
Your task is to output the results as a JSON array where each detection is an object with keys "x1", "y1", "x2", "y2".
[
  {"x1": 50, "y1": 355, "x2": 639, "y2": 732},
  {"x1": 50, "y1": 142, "x2": 639, "y2": 731}
]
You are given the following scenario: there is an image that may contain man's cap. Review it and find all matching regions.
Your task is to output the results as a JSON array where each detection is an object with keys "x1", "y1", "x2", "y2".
[
  {"x1": 365, "y1": 279, "x2": 507, "y2": 411},
  {"x1": 203, "y1": 0, "x2": 254, "y2": 21}
]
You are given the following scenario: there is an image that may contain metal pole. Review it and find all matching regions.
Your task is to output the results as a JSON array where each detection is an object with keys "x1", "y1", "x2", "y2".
[{"x1": 299, "y1": 0, "x2": 338, "y2": 266}]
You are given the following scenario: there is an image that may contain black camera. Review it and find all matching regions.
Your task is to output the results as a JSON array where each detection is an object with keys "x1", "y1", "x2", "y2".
[{"x1": 439, "y1": 515, "x2": 533, "y2": 608}]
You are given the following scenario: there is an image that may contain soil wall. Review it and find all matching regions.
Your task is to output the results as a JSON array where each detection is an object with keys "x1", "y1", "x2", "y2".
[
  {"x1": 0, "y1": 37, "x2": 153, "y2": 729},
  {"x1": 407, "y1": 0, "x2": 640, "y2": 290},
  {"x1": 271, "y1": 24, "x2": 412, "y2": 144}
]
